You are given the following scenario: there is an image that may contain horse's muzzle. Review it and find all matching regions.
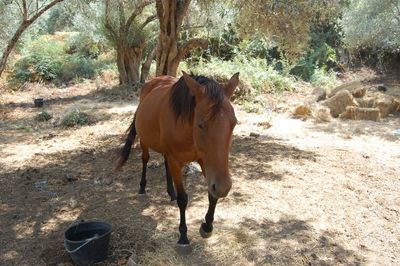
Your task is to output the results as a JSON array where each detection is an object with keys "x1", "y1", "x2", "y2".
[{"x1": 210, "y1": 179, "x2": 232, "y2": 199}]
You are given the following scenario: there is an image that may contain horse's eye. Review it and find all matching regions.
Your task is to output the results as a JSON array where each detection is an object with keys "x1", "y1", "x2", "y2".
[{"x1": 198, "y1": 123, "x2": 204, "y2": 129}]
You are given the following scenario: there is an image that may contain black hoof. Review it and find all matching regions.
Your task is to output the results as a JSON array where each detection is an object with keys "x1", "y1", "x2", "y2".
[
  {"x1": 169, "y1": 194, "x2": 177, "y2": 201},
  {"x1": 168, "y1": 190, "x2": 177, "y2": 201},
  {"x1": 175, "y1": 243, "x2": 192, "y2": 255},
  {"x1": 138, "y1": 188, "x2": 146, "y2": 195},
  {"x1": 199, "y1": 223, "x2": 213, "y2": 238}
]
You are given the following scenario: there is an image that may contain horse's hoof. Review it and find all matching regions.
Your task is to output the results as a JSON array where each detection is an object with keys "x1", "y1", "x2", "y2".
[
  {"x1": 175, "y1": 243, "x2": 192, "y2": 255},
  {"x1": 199, "y1": 223, "x2": 213, "y2": 238},
  {"x1": 138, "y1": 189, "x2": 146, "y2": 195}
]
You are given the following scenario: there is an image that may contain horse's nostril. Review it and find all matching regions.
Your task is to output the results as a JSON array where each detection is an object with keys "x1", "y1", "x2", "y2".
[{"x1": 212, "y1": 184, "x2": 216, "y2": 192}]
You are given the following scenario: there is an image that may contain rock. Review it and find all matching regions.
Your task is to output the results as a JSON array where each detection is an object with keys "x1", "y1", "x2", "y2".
[
  {"x1": 69, "y1": 197, "x2": 78, "y2": 209},
  {"x1": 293, "y1": 105, "x2": 312, "y2": 118},
  {"x1": 322, "y1": 90, "x2": 358, "y2": 118},
  {"x1": 377, "y1": 85, "x2": 387, "y2": 92},
  {"x1": 257, "y1": 121, "x2": 272, "y2": 129},
  {"x1": 339, "y1": 106, "x2": 380, "y2": 121},
  {"x1": 249, "y1": 132, "x2": 260, "y2": 137},
  {"x1": 126, "y1": 256, "x2": 137, "y2": 266}
]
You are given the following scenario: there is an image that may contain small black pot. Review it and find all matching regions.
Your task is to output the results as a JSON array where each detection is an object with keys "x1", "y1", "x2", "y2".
[{"x1": 34, "y1": 98, "x2": 44, "y2": 107}]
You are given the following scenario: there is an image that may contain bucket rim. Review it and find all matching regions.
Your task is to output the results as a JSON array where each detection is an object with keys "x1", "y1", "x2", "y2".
[{"x1": 64, "y1": 219, "x2": 112, "y2": 243}]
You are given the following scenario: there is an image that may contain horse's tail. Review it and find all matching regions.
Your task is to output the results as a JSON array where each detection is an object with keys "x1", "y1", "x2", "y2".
[{"x1": 115, "y1": 114, "x2": 137, "y2": 171}]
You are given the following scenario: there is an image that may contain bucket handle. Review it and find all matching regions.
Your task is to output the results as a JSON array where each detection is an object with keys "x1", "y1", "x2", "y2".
[{"x1": 64, "y1": 234, "x2": 99, "y2": 254}]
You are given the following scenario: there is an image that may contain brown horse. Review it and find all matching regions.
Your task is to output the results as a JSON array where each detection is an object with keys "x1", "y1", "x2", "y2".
[{"x1": 116, "y1": 71, "x2": 239, "y2": 250}]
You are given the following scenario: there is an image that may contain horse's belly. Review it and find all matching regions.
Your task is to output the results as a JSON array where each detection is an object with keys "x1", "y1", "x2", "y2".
[{"x1": 135, "y1": 93, "x2": 165, "y2": 153}]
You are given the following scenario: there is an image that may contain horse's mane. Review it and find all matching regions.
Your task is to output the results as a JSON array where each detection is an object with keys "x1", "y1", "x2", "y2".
[{"x1": 170, "y1": 74, "x2": 224, "y2": 122}]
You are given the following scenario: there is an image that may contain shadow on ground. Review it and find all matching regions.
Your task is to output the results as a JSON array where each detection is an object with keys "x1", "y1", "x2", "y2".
[{"x1": 0, "y1": 131, "x2": 363, "y2": 265}]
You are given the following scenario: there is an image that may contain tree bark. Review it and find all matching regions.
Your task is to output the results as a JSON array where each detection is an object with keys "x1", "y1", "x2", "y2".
[
  {"x1": 104, "y1": 0, "x2": 156, "y2": 86},
  {"x1": 155, "y1": 0, "x2": 208, "y2": 77},
  {"x1": 140, "y1": 46, "x2": 157, "y2": 83},
  {"x1": 0, "y1": 0, "x2": 64, "y2": 78}
]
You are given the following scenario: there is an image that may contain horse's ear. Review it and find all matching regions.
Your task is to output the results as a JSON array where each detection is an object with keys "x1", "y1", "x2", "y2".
[
  {"x1": 182, "y1": 71, "x2": 204, "y2": 98},
  {"x1": 224, "y1": 72, "x2": 239, "y2": 99}
]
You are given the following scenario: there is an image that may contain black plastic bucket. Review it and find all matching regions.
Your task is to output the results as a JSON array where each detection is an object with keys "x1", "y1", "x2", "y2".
[
  {"x1": 34, "y1": 98, "x2": 44, "y2": 107},
  {"x1": 64, "y1": 220, "x2": 112, "y2": 266}
]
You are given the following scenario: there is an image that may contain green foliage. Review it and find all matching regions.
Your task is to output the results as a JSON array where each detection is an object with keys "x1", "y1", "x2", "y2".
[
  {"x1": 61, "y1": 109, "x2": 90, "y2": 127},
  {"x1": 310, "y1": 68, "x2": 337, "y2": 89},
  {"x1": 68, "y1": 33, "x2": 102, "y2": 58},
  {"x1": 183, "y1": 54, "x2": 295, "y2": 96},
  {"x1": 9, "y1": 34, "x2": 115, "y2": 85},
  {"x1": 342, "y1": 0, "x2": 400, "y2": 53},
  {"x1": 60, "y1": 56, "x2": 96, "y2": 82},
  {"x1": 35, "y1": 111, "x2": 53, "y2": 122}
]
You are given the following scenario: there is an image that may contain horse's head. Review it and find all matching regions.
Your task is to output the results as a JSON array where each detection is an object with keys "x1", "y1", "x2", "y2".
[{"x1": 182, "y1": 72, "x2": 239, "y2": 199}]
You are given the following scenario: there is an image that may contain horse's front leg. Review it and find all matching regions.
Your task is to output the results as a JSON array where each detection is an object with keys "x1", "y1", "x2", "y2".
[
  {"x1": 166, "y1": 157, "x2": 190, "y2": 251},
  {"x1": 197, "y1": 159, "x2": 218, "y2": 238},
  {"x1": 200, "y1": 192, "x2": 218, "y2": 238}
]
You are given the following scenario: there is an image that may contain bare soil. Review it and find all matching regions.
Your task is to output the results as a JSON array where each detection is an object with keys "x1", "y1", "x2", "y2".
[{"x1": 1, "y1": 74, "x2": 399, "y2": 266}]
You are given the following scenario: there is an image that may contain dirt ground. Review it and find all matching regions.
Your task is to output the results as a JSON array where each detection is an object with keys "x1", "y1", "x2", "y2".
[{"x1": 1, "y1": 73, "x2": 399, "y2": 266}]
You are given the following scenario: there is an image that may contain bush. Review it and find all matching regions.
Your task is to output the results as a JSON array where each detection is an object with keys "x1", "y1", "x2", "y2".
[
  {"x1": 35, "y1": 111, "x2": 53, "y2": 122},
  {"x1": 61, "y1": 109, "x2": 90, "y2": 127},
  {"x1": 68, "y1": 33, "x2": 101, "y2": 59},
  {"x1": 60, "y1": 56, "x2": 96, "y2": 82},
  {"x1": 9, "y1": 34, "x2": 116, "y2": 85},
  {"x1": 182, "y1": 54, "x2": 295, "y2": 98}
]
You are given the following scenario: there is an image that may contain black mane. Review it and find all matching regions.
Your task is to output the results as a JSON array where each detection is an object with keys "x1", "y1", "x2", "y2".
[{"x1": 170, "y1": 74, "x2": 224, "y2": 122}]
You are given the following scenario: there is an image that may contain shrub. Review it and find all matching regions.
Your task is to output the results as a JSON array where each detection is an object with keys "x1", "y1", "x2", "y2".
[
  {"x1": 60, "y1": 56, "x2": 96, "y2": 82},
  {"x1": 61, "y1": 109, "x2": 90, "y2": 127},
  {"x1": 182, "y1": 54, "x2": 295, "y2": 98},
  {"x1": 35, "y1": 111, "x2": 53, "y2": 122},
  {"x1": 9, "y1": 34, "x2": 115, "y2": 85}
]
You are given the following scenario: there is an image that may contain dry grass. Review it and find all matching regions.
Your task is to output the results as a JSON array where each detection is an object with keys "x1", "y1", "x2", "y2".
[{"x1": 0, "y1": 80, "x2": 399, "y2": 266}]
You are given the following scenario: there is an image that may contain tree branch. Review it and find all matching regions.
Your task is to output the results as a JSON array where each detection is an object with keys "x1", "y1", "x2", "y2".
[
  {"x1": 104, "y1": 0, "x2": 117, "y2": 42},
  {"x1": 26, "y1": 0, "x2": 64, "y2": 23},
  {"x1": 125, "y1": 0, "x2": 155, "y2": 30},
  {"x1": 177, "y1": 38, "x2": 208, "y2": 60},
  {"x1": 139, "y1": 14, "x2": 157, "y2": 30},
  {"x1": 176, "y1": 0, "x2": 191, "y2": 30}
]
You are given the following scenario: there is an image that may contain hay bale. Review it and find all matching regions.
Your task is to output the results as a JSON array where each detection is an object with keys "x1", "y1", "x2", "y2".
[
  {"x1": 356, "y1": 97, "x2": 375, "y2": 108},
  {"x1": 328, "y1": 81, "x2": 362, "y2": 98},
  {"x1": 394, "y1": 99, "x2": 400, "y2": 112},
  {"x1": 352, "y1": 87, "x2": 367, "y2": 98},
  {"x1": 373, "y1": 93, "x2": 396, "y2": 118},
  {"x1": 322, "y1": 90, "x2": 357, "y2": 118},
  {"x1": 293, "y1": 104, "x2": 312, "y2": 118},
  {"x1": 311, "y1": 87, "x2": 326, "y2": 102},
  {"x1": 339, "y1": 106, "x2": 380, "y2": 121},
  {"x1": 314, "y1": 106, "x2": 332, "y2": 122}
]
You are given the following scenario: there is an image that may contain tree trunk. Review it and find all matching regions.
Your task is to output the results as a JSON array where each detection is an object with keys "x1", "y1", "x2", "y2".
[
  {"x1": 140, "y1": 46, "x2": 156, "y2": 83},
  {"x1": 0, "y1": 22, "x2": 29, "y2": 77},
  {"x1": 0, "y1": 0, "x2": 64, "y2": 78},
  {"x1": 155, "y1": 0, "x2": 208, "y2": 77}
]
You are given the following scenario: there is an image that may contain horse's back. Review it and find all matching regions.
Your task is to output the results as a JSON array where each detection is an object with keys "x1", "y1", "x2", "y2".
[
  {"x1": 136, "y1": 76, "x2": 178, "y2": 153},
  {"x1": 140, "y1": 75, "x2": 177, "y2": 101}
]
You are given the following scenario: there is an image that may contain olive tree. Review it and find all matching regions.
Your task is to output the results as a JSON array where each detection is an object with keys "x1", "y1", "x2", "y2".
[{"x1": 0, "y1": 0, "x2": 65, "y2": 78}]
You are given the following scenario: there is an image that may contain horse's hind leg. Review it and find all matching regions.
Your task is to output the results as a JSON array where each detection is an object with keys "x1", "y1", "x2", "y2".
[
  {"x1": 164, "y1": 157, "x2": 177, "y2": 201},
  {"x1": 138, "y1": 142, "x2": 149, "y2": 194}
]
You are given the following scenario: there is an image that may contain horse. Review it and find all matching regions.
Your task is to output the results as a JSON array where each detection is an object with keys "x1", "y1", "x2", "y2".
[{"x1": 116, "y1": 71, "x2": 239, "y2": 251}]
